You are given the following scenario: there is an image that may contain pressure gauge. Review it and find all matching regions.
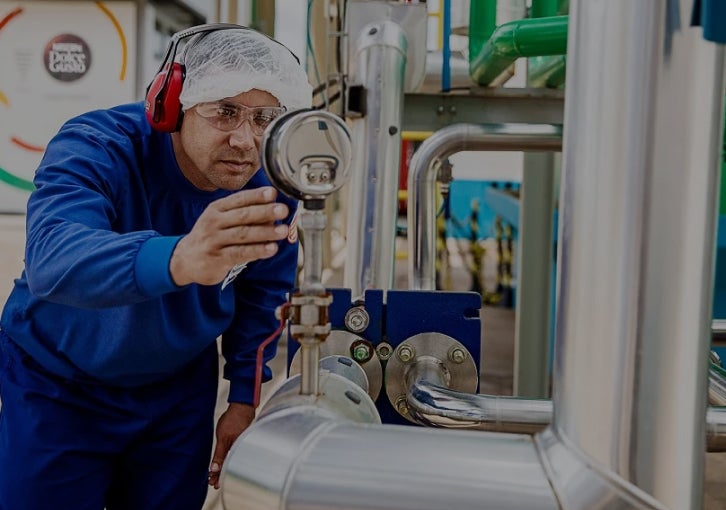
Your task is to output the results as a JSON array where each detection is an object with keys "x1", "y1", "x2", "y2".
[{"x1": 262, "y1": 109, "x2": 352, "y2": 204}]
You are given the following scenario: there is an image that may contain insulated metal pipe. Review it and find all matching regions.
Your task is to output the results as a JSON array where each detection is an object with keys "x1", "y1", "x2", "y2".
[
  {"x1": 223, "y1": 414, "x2": 559, "y2": 510},
  {"x1": 405, "y1": 377, "x2": 726, "y2": 450},
  {"x1": 407, "y1": 380, "x2": 552, "y2": 434},
  {"x1": 407, "y1": 123, "x2": 562, "y2": 290},
  {"x1": 552, "y1": 1, "x2": 725, "y2": 508},
  {"x1": 344, "y1": 20, "x2": 407, "y2": 300}
]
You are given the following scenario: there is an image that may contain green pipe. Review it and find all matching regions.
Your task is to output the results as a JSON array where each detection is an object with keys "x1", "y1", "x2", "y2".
[
  {"x1": 468, "y1": 0, "x2": 497, "y2": 73},
  {"x1": 529, "y1": 0, "x2": 565, "y2": 88},
  {"x1": 528, "y1": 54, "x2": 566, "y2": 88},
  {"x1": 470, "y1": 15, "x2": 568, "y2": 86},
  {"x1": 531, "y1": 0, "x2": 558, "y2": 18}
]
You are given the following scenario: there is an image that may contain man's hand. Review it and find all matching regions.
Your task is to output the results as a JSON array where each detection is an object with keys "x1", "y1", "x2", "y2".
[
  {"x1": 170, "y1": 186, "x2": 290, "y2": 286},
  {"x1": 208, "y1": 402, "x2": 256, "y2": 490}
]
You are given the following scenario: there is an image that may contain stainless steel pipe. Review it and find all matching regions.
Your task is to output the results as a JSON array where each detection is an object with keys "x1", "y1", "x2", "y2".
[
  {"x1": 552, "y1": 0, "x2": 725, "y2": 507},
  {"x1": 224, "y1": 415, "x2": 559, "y2": 510},
  {"x1": 344, "y1": 20, "x2": 407, "y2": 300},
  {"x1": 406, "y1": 123, "x2": 562, "y2": 290},
  {"x1": 405, "y1": 378, "x2": 726, "y2": 450},
  {"x1": 407, "y1": 380, "x2": 552, "y2": 434}
]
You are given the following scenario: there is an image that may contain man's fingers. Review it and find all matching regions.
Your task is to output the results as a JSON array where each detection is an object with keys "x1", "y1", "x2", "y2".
[
  {"x1": 219, "y1": 224, "x2": 288, "y2": 248},
  {"x1": 217, "y1": 186, "x2": 278, "y2": 212},
  {"x1": 208, "y1": 442, "x2": 227, "y2": 489},
  {"x1": 218, "y1": 202, "x2": 289, "y2": 230}
]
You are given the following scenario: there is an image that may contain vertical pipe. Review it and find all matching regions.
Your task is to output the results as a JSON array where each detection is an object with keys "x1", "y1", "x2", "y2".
[
  {"x1": 531, "y1": 0, "x2": 558, "y2": 18},
  {"x1": 298, "y1": 207, "x2": 327, "y2": 396},
  {"x1": 468, "y1": 0, "x2": 498, "y2": 65},
  {"x1": 344, "y1": 21, "x2": 407, "y2": 300},
  {"x1": 513, "y1": 153, "x2": 555, "y2": 398},
  {"x1": 554, "y1": 1, "x2": 725, "y2": 508},
  {"x1": 441, "y1": 0, "x2": 451, "y2": 91}
]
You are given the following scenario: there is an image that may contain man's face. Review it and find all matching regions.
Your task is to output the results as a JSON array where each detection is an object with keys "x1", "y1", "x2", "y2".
[{"x1": 171, "y1": 88, "x2": 280, "y2": 191}]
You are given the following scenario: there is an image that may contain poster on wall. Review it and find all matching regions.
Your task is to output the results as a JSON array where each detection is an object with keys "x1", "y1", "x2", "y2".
[{"x1": 0, "y1": 1, "x2": 137, "y2": 212}]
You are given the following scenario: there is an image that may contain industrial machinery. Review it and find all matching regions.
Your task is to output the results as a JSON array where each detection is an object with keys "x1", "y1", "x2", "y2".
[{"x1": 221, "y1": 1, "x2": 726, "y2": 509}]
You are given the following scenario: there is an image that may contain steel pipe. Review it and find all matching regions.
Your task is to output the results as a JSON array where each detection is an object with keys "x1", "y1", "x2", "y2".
[
  {"x1": 405, "y1": 378, "x2": 726, "y2": 451},
  {"x1": 408, "y1": 380, "x2": 552, "y2": 434},
  {"x1": 224, "y1": 414, "x2": 559, "y2": 510},
  {"x1": 552, "y1": 1, "x2": 725, "y2": 507},
  {"x1": 407, "y1": 123, "x2": 562, "y2": 290},
  {"x1": 344, "y1": 20, "x2": 407, "y2": 300}
]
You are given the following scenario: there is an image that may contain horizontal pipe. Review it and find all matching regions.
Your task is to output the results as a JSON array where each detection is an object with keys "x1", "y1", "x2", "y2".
[
  {"x1": 407, "y1": 380, "x2": 552, "y2": 434},
  {"x1": 407, "y1": 123, "x2": 562, "y2": 291},
  {"x1": 404, "y1": 364, "x2": 726, "y2": 450},
  {"x1": 225, "y1": 411, "x2": 559, "y2": 510},
  {"x1": 470, "y1": 15, "x2": 568, "y2": 86}
]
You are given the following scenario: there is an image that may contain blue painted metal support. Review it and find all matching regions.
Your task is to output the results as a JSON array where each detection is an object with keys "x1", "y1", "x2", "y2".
[{"x1": 288, "y1": 288, "x2": 482, "y2": 424}]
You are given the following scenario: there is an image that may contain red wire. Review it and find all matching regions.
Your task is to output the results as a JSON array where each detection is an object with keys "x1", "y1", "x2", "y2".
[{"x1": 253, "y1": 302, "x2": 290, "y2": 408}]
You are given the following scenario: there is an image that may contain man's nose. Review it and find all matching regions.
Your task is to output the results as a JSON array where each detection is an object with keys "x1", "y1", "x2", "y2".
[{"x1": 228, "y1": 120, "x2": 257, "y2": 150}]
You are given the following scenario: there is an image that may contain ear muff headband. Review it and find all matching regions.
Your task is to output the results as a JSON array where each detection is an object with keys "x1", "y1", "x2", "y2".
[{"x1": 144, "y1": 23, "x2": 300, "y2": 133}]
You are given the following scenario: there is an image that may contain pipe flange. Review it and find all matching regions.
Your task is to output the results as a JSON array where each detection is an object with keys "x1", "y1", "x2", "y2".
[
  {"x1": 290, "y1": 329, "x2": 383, "y2": 400},
  {"x1": 385, "y1": 332, "x2": 478, "y2": 423}
]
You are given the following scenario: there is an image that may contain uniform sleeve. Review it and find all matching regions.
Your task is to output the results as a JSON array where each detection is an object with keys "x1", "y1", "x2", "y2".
[
  {"x1": 221, "y1": 202, "x2": 299, "y2": 404},
  {"x1": 24, "y1": 123, "x2": 181, "y2": 309}
]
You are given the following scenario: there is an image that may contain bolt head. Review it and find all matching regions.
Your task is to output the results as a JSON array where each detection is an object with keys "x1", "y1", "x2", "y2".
[
  {"x1": 449, "y1": 348, "x2": 468, "y2": 364},
  {"x1": 397, "y1": 345, "x2": 414, "y2": 363},
  {"x1": 352, "y1": 344, "x2": 371, "y2": 362}
]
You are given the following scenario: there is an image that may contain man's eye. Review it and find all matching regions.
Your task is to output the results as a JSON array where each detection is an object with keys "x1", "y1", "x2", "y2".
[
  {"x1": 252, "y1": 113, "x2": 275, "y2": 125},
  {"x1": 217, "y1": 105, "x2": 238, "y2": 118}
]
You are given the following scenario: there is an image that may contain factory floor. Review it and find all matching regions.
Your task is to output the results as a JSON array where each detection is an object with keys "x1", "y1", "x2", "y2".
[{"x1": 0, "y1": 214, "x2": 724, "y2": 508}]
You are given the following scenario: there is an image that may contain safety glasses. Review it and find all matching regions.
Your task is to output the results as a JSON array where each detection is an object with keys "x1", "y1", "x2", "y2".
[{"x1": 194, "y1": 101, "x2": 286, "y2": 136}]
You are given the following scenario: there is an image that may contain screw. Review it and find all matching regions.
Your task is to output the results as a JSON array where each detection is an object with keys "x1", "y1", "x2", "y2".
[
  {"x1": 376, "y1": 343, "x2": 392, "y2": 360},
  {"x1": 345, "y1": 307, "x2": 369, "y2": 333},
  {"x1": 395, "y1": 396, "x2": 409, "y2": 415},
  {"x1": 397, "y1": 344, "x2": 415, "y2": 363},
  {"x1": 449, "y1": 347, "x2": 468, "y2": 364}
]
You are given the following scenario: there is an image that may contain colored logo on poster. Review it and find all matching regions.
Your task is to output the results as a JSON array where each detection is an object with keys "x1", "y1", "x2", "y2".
[{"x1": 43, "y1": 33, "x2": 91, "y2": 82}]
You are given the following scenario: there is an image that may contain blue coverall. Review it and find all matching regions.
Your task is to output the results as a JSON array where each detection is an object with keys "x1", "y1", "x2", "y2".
[{"x1": 0, "y1": 102, "x2": 298, "y2": 510}]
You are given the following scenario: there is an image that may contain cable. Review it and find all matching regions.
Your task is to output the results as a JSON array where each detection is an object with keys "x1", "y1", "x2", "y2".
[
  {"x1": 306, "y1": 0, "x2": 326, "y2": 104},
  {"x1": 253, "y1": 302, "x2": 291, "y2": 408}
]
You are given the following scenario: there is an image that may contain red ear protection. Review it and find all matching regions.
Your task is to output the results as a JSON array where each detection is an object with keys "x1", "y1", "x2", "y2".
[
  {"x1": 145, "y1": 62, "x2": 185, "y2": 132},
  {"x1": 144, "y1": 23, "x2": 301, "y2": 133}
]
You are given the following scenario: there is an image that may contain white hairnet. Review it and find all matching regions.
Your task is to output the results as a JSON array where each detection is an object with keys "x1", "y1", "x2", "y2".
[{"x1": 179, "y1": 28, "x2": 312, "y2": 111}]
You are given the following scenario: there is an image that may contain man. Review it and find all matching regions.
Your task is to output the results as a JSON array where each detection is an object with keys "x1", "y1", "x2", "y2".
[{"x1": 0, "y1": 25, "x2": 311, "y2": 510}]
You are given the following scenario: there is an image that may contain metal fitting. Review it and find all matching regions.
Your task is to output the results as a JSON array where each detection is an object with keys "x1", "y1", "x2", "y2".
[
  {"x1": 376, "y1": 342, "x2": 393, "y2": 361},
  {"x1": 396, "y1": 344, "x2": 415, "y2": 363},
  {"x1": 448, "y1": 347, "x2": 469, "y2": 364},
  {"x1": 395, "y1": 396, "x2": 409, "y2": 416},
  {"x1": 344, "y1": 306, "x2": 370, "y2": 333},
  {"x1": 350, "y1": 340, "x2": 374, "y2": 364}
]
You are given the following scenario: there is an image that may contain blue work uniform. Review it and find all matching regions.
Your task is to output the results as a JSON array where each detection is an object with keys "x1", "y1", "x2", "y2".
[{"x1": 0, "y1": 102, "x2": 298, "y2": 510}]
